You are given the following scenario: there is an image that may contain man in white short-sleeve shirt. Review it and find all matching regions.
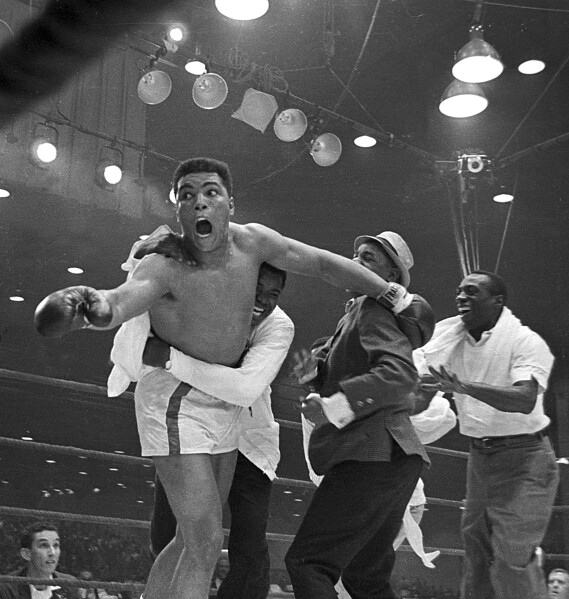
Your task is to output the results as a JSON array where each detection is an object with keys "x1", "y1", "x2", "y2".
[{"x1": 414, "y1": 269, "x2": 559, "y2": 599}]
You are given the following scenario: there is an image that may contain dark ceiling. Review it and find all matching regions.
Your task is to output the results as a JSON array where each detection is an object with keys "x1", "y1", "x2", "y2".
[{"x1": 1, "y1": 0, "x2": 569, "y2": 571}]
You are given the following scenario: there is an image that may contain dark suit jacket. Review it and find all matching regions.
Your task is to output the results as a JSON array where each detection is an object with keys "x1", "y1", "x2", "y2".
[
  {"x1": 0, "y1": 568, "x2": 79, "y2": 599},
  {"x1": 308, "y1": 296, "x2": 430, "y2": 475}
]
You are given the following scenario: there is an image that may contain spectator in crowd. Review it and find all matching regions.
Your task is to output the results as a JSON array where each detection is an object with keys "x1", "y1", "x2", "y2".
[
  {"x1": 0, "y1": 520, "x2": 79, "y2": 599},
  {"x1": 548, "y1": 568, "x2": 569, "y2": 599}
]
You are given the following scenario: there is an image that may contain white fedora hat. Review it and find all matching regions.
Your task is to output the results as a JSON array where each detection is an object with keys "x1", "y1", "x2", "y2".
[{"x1": 353, "y1": 231, "x2": 414, "y2": 288}]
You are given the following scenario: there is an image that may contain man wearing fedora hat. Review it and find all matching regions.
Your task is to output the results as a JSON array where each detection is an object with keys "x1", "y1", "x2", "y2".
[{"x1": 286, "y1": 231, "x2": 435, "y2": 599}]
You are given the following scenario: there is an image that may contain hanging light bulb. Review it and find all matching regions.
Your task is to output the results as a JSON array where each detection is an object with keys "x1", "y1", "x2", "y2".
[
  {"x1": 186, "y1": 59, "x2": 207, "y2": 76},
  {"x1": 137, "y1": 70, "x2": 172, "y2": 105},
  {"x1": 96, "y1": 146, "x2": 123, "y2": 190},
  {"x1": 185, "y1": 42, "x2": 207, "y2": 76},
  {"x1": 192, "y1": 73, "x2": 228, "y2": 110},
  {"x1": 452, "y1": 4, "x2": 503, "y2": 83},
  {"x1": 310, "y1": 133, "x2": 342, "y2": 167},
  {"x1": 354, "y1": 135, "x2": 377, "y2": 148},
  {"x1": 493, "y1": 190, "x2": 514, "y2": 203},
  {"x1": 439, "y1": 80, "x2": 488, "y2": 118},
  {"x1": 137, "y1": 46, "x2": 172, "y2": 105},
  {"x1": 215, "y1": 0, "x2": 269, "y2": 21},
  {"x1": 30, "y1": 122, "x2": 58, "y2": 166},
  {"x1": 166, "y1": 24, "x2": 186, "y2": 44},
  {"x1": 518, "y1": 59, "x2": 545, "y2": 75},
  {"x1": 273, "y1": 109, "x2": 308, "y2": 142}
]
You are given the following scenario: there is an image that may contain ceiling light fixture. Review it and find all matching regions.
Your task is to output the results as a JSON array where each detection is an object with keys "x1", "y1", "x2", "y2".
[
  {"x1": 310, "y1": 132, "x2": 342, "y2": 167},
  {"x1": 192, "y1": 72, "x2": 228, "y2": 110},
  {"x1": 166, "y1": 24, "x2": 186, "y2": 44},
  {"x1": 30, "y1": 122, "x2": 58, "y2": 166},
  {"x1": 186, "y1": 59, "x2": 207, "y2": 76},
  {"x1": 215, "y1": 0, "x2": 269, "y2": 21},
  {"x1": 452, "y1": 3, "x2": 503, "y2": 84},
  {"x1": 95, "y1": 146, "x2": 124, "y2": 190},
  {"x1": 518, "y1": 59, "x2": 545, "y2": 75},
  {"x1": 439, "y1": 80, "x2": 488, "y2": 118},
  {"x1": 273, "y1": 109, "x2": 308, "y2": 142},
  {"x1": 137, "y1": 46, "x2": 172, "y2": 105},
  {"x1": 493, "y1": 189, "x2": 514, "y2": 203},
  {"x1": 0, "y1": 179, "x2": 10, "y2": 198},
  {"x1": 354, "y1": 135, "x2": 377, "y2": 148},
  {"x1": 185, "y1": 42, "x2": 207, "y2": 76}
]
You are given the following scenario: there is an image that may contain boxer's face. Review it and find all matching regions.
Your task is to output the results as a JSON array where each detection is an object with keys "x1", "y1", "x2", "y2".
[{"x1": 175, "y1": 172, "x2": 234, "y2": 252}]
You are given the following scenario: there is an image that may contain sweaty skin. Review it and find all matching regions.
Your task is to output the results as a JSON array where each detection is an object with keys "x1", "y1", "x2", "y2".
[{"x1": 98, "y1": 172, "x2": 390, "y2": 366}]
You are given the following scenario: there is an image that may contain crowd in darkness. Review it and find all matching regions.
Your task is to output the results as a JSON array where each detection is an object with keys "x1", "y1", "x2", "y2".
[{"x1": 0, "y1": 516, "x2": 460, "y2": 597}]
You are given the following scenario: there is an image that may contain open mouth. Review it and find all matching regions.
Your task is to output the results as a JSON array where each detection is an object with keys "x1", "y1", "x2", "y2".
[
  {"x1": 457, "y1": 306, "x2": 471, "y2": 315},
  {"x1": 195, "y1": 218, "x2": 212, "y2": 237},
  {"x1": 253, "y1": 305, "x2": 265, "y2": 317}
]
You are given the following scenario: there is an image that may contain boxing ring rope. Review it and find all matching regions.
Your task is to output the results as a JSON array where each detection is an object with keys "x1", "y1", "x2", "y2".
[
  {"x1": 0, "y1": 435, "x2": 469, "y2": 491},
  {"x1": 2, "y1": 366, "x2": 569, "y2": 598}
]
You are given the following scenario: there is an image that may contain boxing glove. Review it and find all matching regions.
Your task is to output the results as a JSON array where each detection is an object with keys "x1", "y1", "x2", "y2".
[
  {"x1": 34, "y1": 286, "x2": 113, "y2": 337},
  {"x1": 134, "y1": 231, "x2": 196, "y2": 264}
]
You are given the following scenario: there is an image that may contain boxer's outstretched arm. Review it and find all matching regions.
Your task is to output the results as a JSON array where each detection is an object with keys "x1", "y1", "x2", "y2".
[
  {"x1": 247, "y1": 223, "x2": 391, "y2": 299},
  {"x1": 35, "y1": 254, "x2": 171, "y2": 337}
]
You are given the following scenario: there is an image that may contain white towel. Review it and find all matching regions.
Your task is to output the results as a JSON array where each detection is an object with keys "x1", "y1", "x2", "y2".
[
  {"x1": 107, "y1": 312, "x2": 151, "y2": 397},
  {"x1": 414, "y1": 307, "x2": 521, "y2": 382},
  {"x1": 400, "y1": 504, "x2": 440, "y2": 568},
  {"x1": 106, "y1": 225, "x2": 173, "y2": 397}
]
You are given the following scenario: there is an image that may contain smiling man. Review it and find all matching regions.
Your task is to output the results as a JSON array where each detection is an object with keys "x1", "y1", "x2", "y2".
[
  {"x1": 0, "y1": 521, "x2": 78, "y2": 599},
  {"x1": 34, "y1": 157, "x2": 404, "y2": 599},
  {"x1": 414, "y1": 270, "x2": 558, "y2": 599}
]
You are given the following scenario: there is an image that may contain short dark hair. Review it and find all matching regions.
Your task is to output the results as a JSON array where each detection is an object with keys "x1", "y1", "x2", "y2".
[
  {"x1": 549, "y1": 568, "x2": 569, "y2": 579},
  {"x1": 259, "y1": 262, "x2": 287, "y2": 288},
  {"x1": 470, "y1": 269, "x2": 508, "y2": 304},
  {"x1": 21, "y1": 521, "x2": 59, "y2": 549},
  {"x1": 172, "y1": 157, "x2": 233, "y2": 198}
]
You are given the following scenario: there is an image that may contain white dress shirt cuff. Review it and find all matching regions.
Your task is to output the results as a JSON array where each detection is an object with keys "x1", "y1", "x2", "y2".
[{"x1": 321, "y1": 391, "x2": 355, "y2": 429}]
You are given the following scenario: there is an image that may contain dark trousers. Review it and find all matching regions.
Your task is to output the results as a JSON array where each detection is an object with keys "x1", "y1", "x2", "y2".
[
  {"x1": 285, "y1": 445, "x2": 423, "y2": 599},
  {"x1": 217, "y1": 451, "x2": 272, "y2": 599},
  {"x1": 149, "y1": 450, "x2": 272, "y2": 599}
]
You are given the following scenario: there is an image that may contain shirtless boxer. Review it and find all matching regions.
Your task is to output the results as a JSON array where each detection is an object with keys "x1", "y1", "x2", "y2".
[{"x1": 34, "y1": 157, "x2": 409, "y2": 599}]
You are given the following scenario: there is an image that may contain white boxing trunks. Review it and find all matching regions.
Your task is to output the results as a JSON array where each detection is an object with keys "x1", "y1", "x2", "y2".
[{"x1": 134, "y1": 368, "x2": 243, "y2": 456}]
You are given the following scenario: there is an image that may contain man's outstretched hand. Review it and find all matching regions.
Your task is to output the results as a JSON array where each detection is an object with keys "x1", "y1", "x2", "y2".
[
  {"x1": 134, "y1": 232, "x2": 197, "y2": 265},
  {"x1": 290, "y1": 349, "x2": 319, "y2": 385}
]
